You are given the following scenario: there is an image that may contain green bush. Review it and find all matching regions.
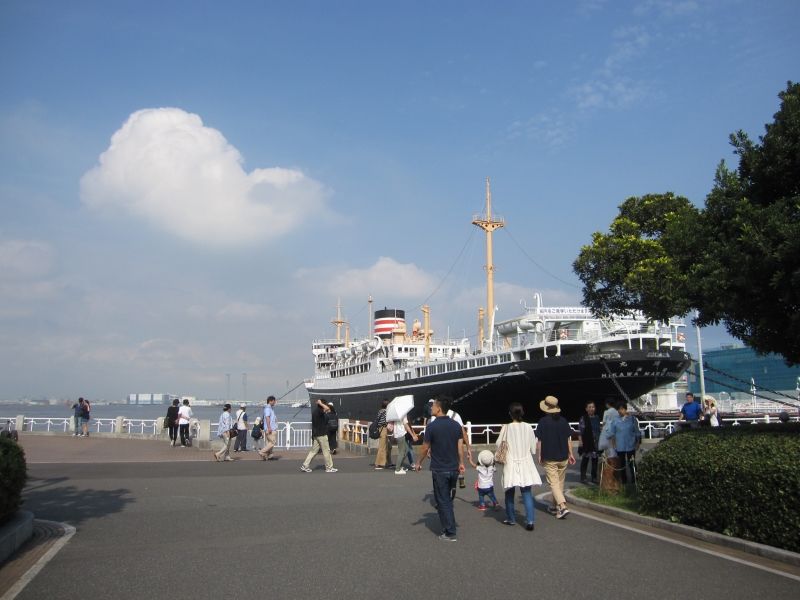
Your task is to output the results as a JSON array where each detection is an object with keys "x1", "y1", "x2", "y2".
[
  {"x1": 0, "y1": 436, "x2": 27, "y2": 524},
  {"x1": 638, "y1": 423, "x2": 800, "y2": 552}
]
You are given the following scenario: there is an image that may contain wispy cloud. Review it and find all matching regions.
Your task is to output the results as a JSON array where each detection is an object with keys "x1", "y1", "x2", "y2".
[
  {"x1": 80, "y1": 108, "x2": 333, "y2": 246},
  {"x1": 507, "y1": 109, "x2": 574, "y2": 147},
  {"x1": 571, "y1": 25, "x2": 652, "y2": 111},
  {"x1": 633, "y1": 0, "x2": 699, "y2": 18}
]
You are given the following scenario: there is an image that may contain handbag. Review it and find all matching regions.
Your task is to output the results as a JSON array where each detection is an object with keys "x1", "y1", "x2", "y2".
[
  {"x1": 162, "y1": 416, "x2": 170, "y2": 429},
  {"x1": 494, "y1": 426, "x2": 509, "y2": 464}
]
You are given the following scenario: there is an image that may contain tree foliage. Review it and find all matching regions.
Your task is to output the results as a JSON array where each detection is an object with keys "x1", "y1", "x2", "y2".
[{"x1": 574, "y1": 81, "x2": 800, "y2": 364}]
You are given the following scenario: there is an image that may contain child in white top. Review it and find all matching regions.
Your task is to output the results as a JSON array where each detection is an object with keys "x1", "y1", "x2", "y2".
[{"x1": 475, "y1": 450, "x2": 499, "y2": 511}]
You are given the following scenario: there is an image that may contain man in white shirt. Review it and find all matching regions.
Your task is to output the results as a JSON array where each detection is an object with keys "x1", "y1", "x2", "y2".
[
  {"x1": 258, "y1": 396, "x2": 278, "y2": 460},
  {"x1": 178, "y1": 399, "x2": 193, "y2": 447},
  {"x1": 233, "y1": 403, "x2": 249, "y2": 452},
  {"x1": 393, "y1": 415, "x2": 418, "y2": 474}
]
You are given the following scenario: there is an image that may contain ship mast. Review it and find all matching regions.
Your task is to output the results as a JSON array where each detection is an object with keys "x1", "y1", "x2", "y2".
[
  {"x1": 472, "y1": 178, "x2": 504, "y2": 351},
  {"x1": 331, "y1": 298, "x2": 346, "y2": 343}
]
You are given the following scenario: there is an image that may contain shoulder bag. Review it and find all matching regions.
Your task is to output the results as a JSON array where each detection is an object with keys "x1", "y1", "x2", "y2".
[{"x1": 494, "y1": 425, "x2": 509, "y2": 464}]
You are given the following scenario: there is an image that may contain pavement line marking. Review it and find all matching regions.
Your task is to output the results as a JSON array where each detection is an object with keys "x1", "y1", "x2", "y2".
[
  {"x1": 545, "y1": 495, "x2": 800, "y2": 582},
  {"x1": 1, "y1": 521, "x2": 76, "y2": 600}
]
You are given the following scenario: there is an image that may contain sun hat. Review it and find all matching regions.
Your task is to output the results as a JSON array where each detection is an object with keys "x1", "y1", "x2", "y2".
[
  {"x1": 539, "y1": 395, "x2": 561, "y2": 414},
  {"x1": 239, "y1": 403, "x2": 246, "y2": 408},
  {"x1": 703, "y1": 395, "x2": 716, "y2": 406},
  {"x1": 478, "y1": 450, "x2": 494, "y2": 467}
]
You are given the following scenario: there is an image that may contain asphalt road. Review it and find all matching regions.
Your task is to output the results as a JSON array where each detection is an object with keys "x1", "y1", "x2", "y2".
[{"x1": 17, "y1": 456, "x2": 800, "y2": 600}]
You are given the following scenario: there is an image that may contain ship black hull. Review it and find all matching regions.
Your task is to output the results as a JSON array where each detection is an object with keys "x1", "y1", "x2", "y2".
[{"x1": 310, "y1": 348, "x2": 691, "y2": 423}]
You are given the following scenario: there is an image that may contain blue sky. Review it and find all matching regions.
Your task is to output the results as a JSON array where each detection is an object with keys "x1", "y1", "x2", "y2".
[{"x1": 0, "y1": 0, "x2": 797, "y2": 401}]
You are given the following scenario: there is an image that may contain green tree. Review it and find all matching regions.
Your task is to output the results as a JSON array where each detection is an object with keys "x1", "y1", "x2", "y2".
[
  {"x1": 572, "y1": 192, "x2": 699, "y2": 322},
  {"x1": 574, "y1": 81, "x2": 800, "y2": 364}
]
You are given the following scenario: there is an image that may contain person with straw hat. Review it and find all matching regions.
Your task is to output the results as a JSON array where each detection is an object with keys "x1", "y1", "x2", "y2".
[{"x1": 536, "y1": 395, "x2": 576, "y2": 519}]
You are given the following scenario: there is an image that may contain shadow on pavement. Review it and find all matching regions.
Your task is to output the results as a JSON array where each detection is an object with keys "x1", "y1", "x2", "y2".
[{"x1": 22, "y1": 476, "x2": 134, "y2": 526}]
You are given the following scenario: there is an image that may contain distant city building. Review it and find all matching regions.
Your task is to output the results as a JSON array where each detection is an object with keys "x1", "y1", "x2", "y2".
[{"x1": 127, "y1": 393, "x2": 174, "y2": 405}]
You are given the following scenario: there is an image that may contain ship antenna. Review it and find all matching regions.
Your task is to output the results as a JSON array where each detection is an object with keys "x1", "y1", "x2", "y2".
[{"x1": 472, "y1": 177, "x2": 504, "y2": 351}]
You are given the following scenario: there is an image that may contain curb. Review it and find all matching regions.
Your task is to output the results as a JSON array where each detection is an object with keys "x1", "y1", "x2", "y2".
[
  {"x1": 565, "y1": 489, "x2": 800, "y2": 567},
  {"x1": 0, "y1": 511, "x2": 33, "y2": 566}
]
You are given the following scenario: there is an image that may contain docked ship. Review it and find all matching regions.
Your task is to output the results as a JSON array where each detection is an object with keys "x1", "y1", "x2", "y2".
[{"x1": 308, "y1": 180, "x2": 692, "y2": 423}]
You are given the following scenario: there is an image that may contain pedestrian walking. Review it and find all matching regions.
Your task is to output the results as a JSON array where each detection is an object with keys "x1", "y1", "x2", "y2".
[
  {"x1": 497, "y1": 402, "x2": 541, "y2": 530},
  {"x1": 326, "y1": 402, "x2": 339, "y2": 455},
  {"x1": 233, "y1": 403, "x2": 248, "y2": 452},
  {"x1": 536, "y1": 396, "x2": 576, "y2": 519},
  {"x1": 474, "y1": 450, "x2": 499, "y2": 511},
  {"x1": 178, "y1": 398, "x2": 193, "y2": 447},
  {"x1": 374, "y1": 399, "x2": 392, "y2": 469},
  {"x1": 598, "y1": 398, "x2": 621, "y2": 494},
  {"x1": 607, "y1": 401, "x2": 641, "y2": 485},
  {"x1": 300, "y1": 400, "x2": 337, "y2": 473},
  {"x1": 166, "y1": 398, "x2": 180, "y2": 447},
  {"x1": 80, "y1": 398, "x2": 91, "y2": 437},
  {"x1": 393, "y1": 415, "x2": 418, "y2": 474},
  {"x1": 213, "y1": 404, "x2": 235, "y2": 462},
  {"x1": 258, "y1": 395, "x2": 279, "y2": 460},
  {"x1": 578, "y1": 401, "x2": 601, "y2": 483},
  {"x1": 414, "y1": 396, "x2": 464, "y2": 542},
  {"x1": 71, "y1": 398, "x2": 85, "y2": 436}
]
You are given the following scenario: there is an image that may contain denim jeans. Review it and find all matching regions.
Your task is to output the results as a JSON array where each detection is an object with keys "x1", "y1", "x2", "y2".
[
  {"x1": 432, "y1": 470, "x2": 458, "y2": 537},
  {"x1": 478, "y1": 486, "x2": 498, "y2": 507},
  {"x1": 504, "y1": 486, "x2": 534, "y2": 525}
]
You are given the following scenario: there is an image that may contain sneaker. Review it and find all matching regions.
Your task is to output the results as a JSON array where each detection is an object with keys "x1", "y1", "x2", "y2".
[
  {"x1": 325, "y1": 467, "x2": 338, "y2": 473},
  {"x1": 477, "y1": 505, "x2": 486, "y2": 511},
  {"x1": 557, "y1": 508, "x2": 570, "y2": 519},
  {"x1": 394, "y1": 468, "x2": 407, "y2": 475},
  {"x1": 547, "y1": 506, "x2": 559, "y2": 516},
  {"x1": 374, "y1": 465, "x2": 384, "y2": 470},
  {"x1": 525, "y1": 523, "x2": 535, "y2": 531},
  {"x1": 300, "y1": 465, "x2": 312, "y2": 473},
  {"x1": 502, "y1": 520, "x2": 516, "y2": 526},
  {"x1": 438, "y1": 533, "x2": 457, "y2": 542},
  {"x1": 493, "y1": 503, "x2": 500, "y2": 511}
]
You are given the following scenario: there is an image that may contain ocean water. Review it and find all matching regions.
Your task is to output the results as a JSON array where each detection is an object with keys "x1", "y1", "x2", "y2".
[{"x1": 0, "y1": 402, "x2": 311, "y2": 423}]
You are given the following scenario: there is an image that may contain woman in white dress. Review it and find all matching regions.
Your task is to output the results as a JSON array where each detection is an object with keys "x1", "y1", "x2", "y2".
[{"x1": 496, "y1": 402, "x2": 542, "y2": 531}]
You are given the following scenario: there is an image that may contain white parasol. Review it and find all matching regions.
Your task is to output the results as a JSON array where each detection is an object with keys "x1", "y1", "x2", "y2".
[{"x1": 385, "y1": 394, "x2": 414, "y2": 422}]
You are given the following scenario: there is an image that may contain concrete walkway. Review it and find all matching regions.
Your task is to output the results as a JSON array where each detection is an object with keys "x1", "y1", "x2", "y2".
[{"x1": 2, "y1": 436, "x2": 799, "y2": 599}]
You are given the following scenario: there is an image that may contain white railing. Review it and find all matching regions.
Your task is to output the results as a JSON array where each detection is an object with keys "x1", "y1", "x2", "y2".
[
  {"x1": 6, "y1": 415, "x2": 795, "y2": 446},
  {"x1": 209, "y1": 421, "x2": 313, "y2": 449},
  {"x1": 339, "y1": 414, "x2": 797, "y2": 446},
  {"x1": 1, "y1": 416, "x2": 314, "y2": 448}
]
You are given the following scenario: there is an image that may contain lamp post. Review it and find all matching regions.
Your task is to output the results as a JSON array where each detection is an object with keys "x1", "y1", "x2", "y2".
[{"x1": 695, "y1": 311, "x2": 706, "y2": 401}]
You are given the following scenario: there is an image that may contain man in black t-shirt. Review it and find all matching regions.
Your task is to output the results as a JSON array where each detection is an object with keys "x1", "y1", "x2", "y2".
[
  {"x1": 300, "y1": 400, "x2": 337, "y2": 473},
  {"x1": 536, "y1": 395, "x2": 576, "y2": 519},
  {"x1": 415, "y1": 397, "x2": 464, "y2": 542}
]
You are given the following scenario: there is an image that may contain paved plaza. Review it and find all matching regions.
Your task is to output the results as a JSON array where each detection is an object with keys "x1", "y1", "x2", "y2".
[{"x1": 2, "y1": 436, "x2": 798, "y2": 599}]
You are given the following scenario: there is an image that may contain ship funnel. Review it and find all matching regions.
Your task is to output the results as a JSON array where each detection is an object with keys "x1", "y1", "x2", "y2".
[{"x1": 374, "y1": 308, "x2": 405, "y2": 340}]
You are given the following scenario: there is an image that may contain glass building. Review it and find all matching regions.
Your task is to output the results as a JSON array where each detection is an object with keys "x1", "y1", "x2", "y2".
[{"x1": 690, "y1": 346, "x2": 800, "y2": 400}]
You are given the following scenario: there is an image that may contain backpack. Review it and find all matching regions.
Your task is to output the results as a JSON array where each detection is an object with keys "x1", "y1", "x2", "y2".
[
  {"x1": 368, "y1": 421, "x2": 381, "y2": 439},
  {"x1": 251, "y1": 423, "x2": 263, "y2": 440},
  {"x1": 326, "y1": 413, "x2": 339, "y2": 432}
]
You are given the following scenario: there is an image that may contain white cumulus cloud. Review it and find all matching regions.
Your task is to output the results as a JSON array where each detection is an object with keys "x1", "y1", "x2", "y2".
[
  {"x1": 296, "y1": 256, "x2": 439, "y2": 301},
  {"x1": 80, "y1": 108, "x2": 330, "y2": 245}
]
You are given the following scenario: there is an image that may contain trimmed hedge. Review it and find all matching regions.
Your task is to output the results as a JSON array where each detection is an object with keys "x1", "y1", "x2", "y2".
[
  {"x1": 638, "y1": 423, "x2": 800, "y2": 552},
  {"x1": 0, "y1": 436, "x2": 27, "y2": 524}
]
